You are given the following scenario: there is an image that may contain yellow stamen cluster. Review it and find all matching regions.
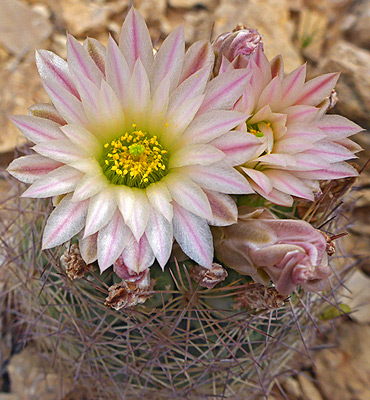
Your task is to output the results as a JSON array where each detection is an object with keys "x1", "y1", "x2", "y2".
[
  {"x1": 248, "y1": 122, "x2": 271, "y2": 138},
  {"x1": 100, "y1": 126, "x2": 168, "y2": 188}
]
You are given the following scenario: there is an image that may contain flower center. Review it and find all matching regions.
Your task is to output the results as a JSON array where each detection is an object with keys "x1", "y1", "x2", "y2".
[
  {"x1": 100, "y1": 125, "x2": 169, "y2": 188},
  {"x1": 247, "y1": 122, "x2": 271, "y2": 138}
]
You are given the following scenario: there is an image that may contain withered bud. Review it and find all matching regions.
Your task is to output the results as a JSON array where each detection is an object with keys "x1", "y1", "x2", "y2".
[
  {"x1": 321, "y1": 232, "x2": 336, "y2": 256},
  {"x1": 190, "y1": 263, "x2": 228, "y2": 289},
  {"x1": 328, "y1": 89, "x2": 338, "y2": 111},
  {"x1": 61, "y1": 244, "x2": 91, "y2": 280},
  {"x1": 234, "y1": 283, "x2": 287, "y2": 310},
  {"x1": 105, "y1": 272, "x2": 152, "y2": 310}
]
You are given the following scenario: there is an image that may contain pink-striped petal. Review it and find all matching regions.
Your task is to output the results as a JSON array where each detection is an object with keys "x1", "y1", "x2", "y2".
[
  {"x1": 264, "y1": 170, "x2": 314, "y2": 200},
  {"x1": 183, "y1": 163, "x2": 254, "y2": 194},
  {"x1": 71, "y1": 71, "x2": 100, "y2": 120},
  {"x1": 42, "y1": 194, "x2": 89, "y2": 249},
  {"x1": 7, "y1": 155, "x2": 62, "y2": 184},
  {"x1": 119, "y1": 232, "x2": 155, "y2": 273},
  {"x1": 281, "y1": 64, "x2": 306, "y2": 106},
  {"x1": 182, "y1": 110, "x2": 247, "y2": 144},
  {"x1": 198, "y1": 69, "x2": 251, "y2": 114},
  {"x1": 165, "y1": 174, "x2": 212, "y2": 219},
  {"x1": 257, "y1": 75, "x2": 283, "y2": 111},
  {"x1": 127, "y1": 59, "x2": 151, "y2": 118},
  {"x1": 83, "y1": 38, "x2": 106, "y2": 74},
  {"x1": 168, "y1": 66, "x2": 210, "y2": 113},
  {"x1": 151, "y1": 26, "x2": 185, "y2": 92},
  {"x1": 34, "y1": 139, "x2": 86, "y2": 163},
  {"x1": 28, "y1": 103, "x2": 66, "y2": 125},
  {"x1": 294, "y1": 72, "x2": 339, "y2": 106},
  {"x1": 125, "y1": 188, "x2": 150, "y2": 241},
  {"x1": 294, "y1": 162, "x2": 358, "y2": 180},
  {"x1": 145, "y1": 182, "x2": 173, "y2": 222},
  {"x1": 41, "y1": 78, "x2": 88, "y2": 125},
  {"x1": 204, "y1": 190, "x2": 237, "y2": 226},
  {"x1": 172, "y1": 202, "x2": 213, "y2": 268},
  {"x1": 145, "y1": 207, "x2": 173, "y2": 269},
  {"x1": 180, "y1": 40, "x2": 214, "y2": 83},
  {"x1": 211, "y1": 131, "x2": 262, "y2": 166},
  {"x1": 285, "y1": 105, "x2": 319, "y2": 124},
  {"x1": 119, "y1": 7, "x2": 154, "y2": 74},
  {"x1": 97, "y1": 210, "x2": 131, "y2": 272},
  {"x1": 250, "y1": 182, "x2": 293, "y2": 206},
  {"x1": 290, "y1": 153, "x2": 330, "y2": 170},
  {"x1": 60, "y1": 125, "x2": 101, "y2": 157},
  {"x1": 169, "y1": 144, "x2": 225, "y2": 168},
  {"x1": 10, "y1": 115, "x2": 65, "y2": 144},
  {"x1": 79, "y1": 232, "x2": 98, "y2": 264},
  {"x1": 106, "y1": 35, "x2": 131, "y2": 105},
  {"x1": 67, "y1": 34, "x2": 103, "y2": 86},
  {"x1": 35, "y1": 50, "x2": 79, "y2": 98},
  {"x1": 303, "y1": 141, "x2": 357, "y2": 163},
  {"x1": 72, "y1": 173, "x2": 108, "y2": 202},
  {"x1": 316, "y1": 114, "x2": 363, "y2": 138},
  {"x1": 84, "y1": 190, "x2": 117, "y2": 237},
  {"x1": 22, "y1": 165, "x2": 82, "y2": 198},
  {"x1": 242, "y1": 168, "x2": 273, "y2": 195}
]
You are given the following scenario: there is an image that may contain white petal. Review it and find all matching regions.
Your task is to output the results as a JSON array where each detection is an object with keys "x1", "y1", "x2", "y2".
[
  {"x1": 145, "y1": 207, "x2": 173, "y2": 269},
  {"x1": 97, "y1": 210, "x2": 131, "y2": 272},
  {"x1": 60, "y1": 124, "x2": 102, "y2": 158},
  {"x1": 72, "y1": 173, "x2": 108, "y2": 202},
  {"x1": 42, "y1": 194, "x2": 89, "y2": 249},
  {"x1": 34, "y1": 139, "x2": 86, "y2": 163},
  {"x1": 172, "y1": 202, "x2": 213, "y2": 268},
  {"x1": 127, "y1": 59, "x2": 151, "y2": 119},
  {"x1": 125, "y1": 188, "x2": 150, "y2": 241},
  {"x1": 84, "y1": 189, "x2": 117, "y2": 237},
  {"x1": 204, "y1": 190, "x2": 237, "y2": 227},
  {"x1": 169, "y1": 144, "x2": 225, "y2": 168},
  {"x1": 114, "y1": 185, "x2": 135, "y2": 221},
  {"x1": 145, "y1": 181, "x2": 173, "y2": 222}
]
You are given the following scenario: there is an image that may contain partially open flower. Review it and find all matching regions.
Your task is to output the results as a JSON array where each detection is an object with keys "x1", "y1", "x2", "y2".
[
  {"x1": 7, "y1": 8, "x2": 254, "y2": 275},
  {"x1": 213, "y1": 207, "x2": 332, "y2": 296},
  {"x1": 215, "y1": 48, "x2": 362, "y2": 206},
  {"x1": 213, "y1": 26, "x2": 263, "y2": 74}
]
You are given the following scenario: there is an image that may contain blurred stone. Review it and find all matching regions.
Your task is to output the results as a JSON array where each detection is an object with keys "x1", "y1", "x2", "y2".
[
  {"x1": 0, "y1": 0, "x2": 52, "y2": 58},
  {"x1": 58, "y1": 0, "x2": 129, "y2": 37},
  {"x1": 8, "y1": 346, "x2": 73, "y2": 400},
  {"x1": 343, "y1": 0, "x2": 370, "y2": 50},
  {"x1": 184, "y1": 10, "x2": 214, "y2": 43},
  {"x1": 281, "y1": 376, "x2": 303, "y2": 399},
  {"x1": 319, "y1": 41, "x2": 370, "y2": 127},
  {"x1": 0, "y1": 395, "x2": 17, "y2": 400},
  {"x1": 169, "y1": 0, "x2": 218, "y2": 9},
  {"x1": 343, "y1": 270, "x2": 370, "y2": 324},
  {"x1": 297, "y1": 375, "x2": 323, "y2": 400},
  {"x1": 315, "y1": 322, "x2": 370, "y2": 400},
  {"x1": 214, "y1": 0, "x2": 303, "y2": 72},
  {"x1": 0, "y1": 59, "x2": 48, "y2": 154}
]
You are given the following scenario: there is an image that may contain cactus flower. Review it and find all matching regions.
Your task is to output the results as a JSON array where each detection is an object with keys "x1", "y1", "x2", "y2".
[
  {"x1": 214, "y1": 48, "x2": 362, "y2": 206},
  {"x1": 213, "y1": 207, "x2": 332, "y2": 296},
  {"x1": 7, "y1": 8, "x2": 254, "y2": 274}
]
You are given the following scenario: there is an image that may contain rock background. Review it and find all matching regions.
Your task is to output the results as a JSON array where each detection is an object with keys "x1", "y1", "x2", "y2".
[{"x1": 0, "y1": 0, "x2": 369, "y2": 399}]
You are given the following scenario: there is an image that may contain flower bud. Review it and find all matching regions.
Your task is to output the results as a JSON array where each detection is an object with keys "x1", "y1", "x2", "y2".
[
  {"x1": 213, "y1": 26, "x2": 263, "y2": 74},
  {"x1": 213, "y1": 207, "x2": 332, "y2": 296}
]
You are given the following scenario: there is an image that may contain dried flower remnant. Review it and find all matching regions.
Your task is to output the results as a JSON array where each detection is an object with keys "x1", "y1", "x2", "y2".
[
  {"x1": 105, "y1": 271, "x2": 152, "y2": 310},
  {"x1": 7, "y1": 8, "x2": 254, "y2": 275},
  {"x1": 61, "y1": 243, "x2": 91, "y2": 280},
  {"x1": 213, "y1": 25, "x2": 263, "y2": 73},
  {"x1": 212, "y1": 45, "x2": 362, "y2": 206},
  {"x1": 190, "y1": 263, "x2": 228, "y2": 289},
  {"x1": 213, "y1": 207, "x2": 332, "y2": 296},
  {"x1": 234, "y1": 283, "x2": 287, "y2": 310}
]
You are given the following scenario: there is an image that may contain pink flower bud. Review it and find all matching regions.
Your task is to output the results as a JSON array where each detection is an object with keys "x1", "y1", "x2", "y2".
[
  {"x1": 213, "y1": 207, "x2": 332, "y2": 296},
  {"x1": 213, "y1": 27, "x2": 263, "y2": 73}
]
